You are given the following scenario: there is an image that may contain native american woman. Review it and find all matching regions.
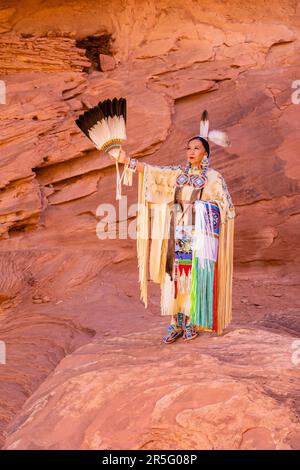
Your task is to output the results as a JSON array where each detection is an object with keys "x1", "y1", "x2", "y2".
[{"x1": 113, "y1": 112, "x2": 235, "y2": 344}]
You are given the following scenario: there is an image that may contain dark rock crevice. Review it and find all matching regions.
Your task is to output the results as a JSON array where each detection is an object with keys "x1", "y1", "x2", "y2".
[{"x1": 76, "y1": 34, "x2": 113, "y2": 72}]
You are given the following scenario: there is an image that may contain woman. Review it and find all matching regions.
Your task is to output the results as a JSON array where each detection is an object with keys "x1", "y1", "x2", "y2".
[{"x1": 110, "y1": 110, "x2": 236, "y2": 344}]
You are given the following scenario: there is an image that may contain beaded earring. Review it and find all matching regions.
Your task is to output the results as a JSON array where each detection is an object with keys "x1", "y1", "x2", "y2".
[
  {"x1": 201, "y1": 154, "x2": 210, "y2": 173},
  {"x1": 186, "y1": 161, "x2": 192, "y2": 172}
]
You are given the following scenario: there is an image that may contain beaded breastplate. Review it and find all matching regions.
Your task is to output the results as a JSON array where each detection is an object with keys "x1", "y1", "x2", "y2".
[{"x1": 175, "y1": 162, "x2": 208, "y2": 189}]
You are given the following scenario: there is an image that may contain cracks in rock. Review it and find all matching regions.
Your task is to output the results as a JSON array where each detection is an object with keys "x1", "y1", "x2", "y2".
[
  {"x1": 7, "y1": 219, "x2": 39, "y2": 237},
  {"x1": 33, "y1": 165, "x2": 105, "y2": 207},
  {"x1": 37, "y1": 167, "x2": 102, "y2": 188},
  {"x1": 61, "y1": 79, "x2": 88, "y2": 102},
  {"x1": 257, "y1": 310, "x2": 300, "y2": 337},
  {"x1": 288, "y1": 210, "x2": 300, "y2": 218},
  {"x1": 77, "y1": 210, "x2": 96, "y2": 219},
  {"x1": 214, "y1": 77, "x2": 232, "y2": 84},
  {"x1": 32, "y1": 148, "x2": 94, "y2": 171},
  {"x1": 265, "y1": 39, "x2": 296, "y2": 63},
  {"x1": 0, "y1": 311, "x2": 96, "y2": 338},
  {"x1": 266, "y1": 86, "x2": 291, "y2": 111},
  {"x1": 147, "y1": 61, "x2": 239, "y2": 104},
  {"x1": 174, "y1": 86, "x2": 217, "y2": 104},
  {"x1": 232, "y1": 198, "x2": 274, "y2": 208},
  {"x1": 238, "y1": 258, "x2": 286, "y2": 266},
  {"x1": 237, "y1": 425, "x2": 272, "y2": 450},
  {"x1": 147, "y1": 60, "x2": 213, "y2": 80},
  {"x1": 62, "y1": 89, "x2": 86, "y2": 103},
  {"x1": 47, "y1": 189, "x2": 99, "y2": 206},
  {"x1": 261, "y1": 387, "x2": 300, "y2": 420}
]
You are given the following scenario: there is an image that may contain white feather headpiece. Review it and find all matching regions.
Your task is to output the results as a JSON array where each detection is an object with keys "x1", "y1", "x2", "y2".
[{"x1": 198, "y1": 109, "x2": 230, "y2": 148}]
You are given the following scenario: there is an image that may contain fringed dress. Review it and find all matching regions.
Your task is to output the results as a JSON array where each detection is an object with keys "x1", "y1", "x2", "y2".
[{"x1": 135, "y1": 163, "x2": 235, "y2": 336}]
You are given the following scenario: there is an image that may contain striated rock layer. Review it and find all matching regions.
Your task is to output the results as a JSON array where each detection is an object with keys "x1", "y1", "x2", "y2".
[
  {"x1": 0, "y1": 0, "x2": 300, "y2": 450},
  {"x1": 0, "y1": 0, "x2": 299, "y2": 268}
]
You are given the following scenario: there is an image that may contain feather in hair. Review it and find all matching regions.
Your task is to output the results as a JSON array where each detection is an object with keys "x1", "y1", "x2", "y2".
[
  {"x1": 208, "y1": 129, "x2": 230, "y2": 147},
  {"x1": 199, "y1": 109, "x2": 209, "y2": 138}
]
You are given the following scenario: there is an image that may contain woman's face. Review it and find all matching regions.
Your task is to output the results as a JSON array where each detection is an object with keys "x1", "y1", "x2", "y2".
[{"x1": 186, "y1": 139, "x2": 207, "y2": 166}]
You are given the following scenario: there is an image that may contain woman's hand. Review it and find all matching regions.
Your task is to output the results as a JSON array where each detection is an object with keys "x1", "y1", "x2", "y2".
[
  {"x1": 118, "y1": 147, "x2": 128, "y2": 164},
  {"x1": 107, "y1": 147, "x2": 128, "y2": 164},
  {"x1": 108, "y1": 147, "x2": 145, "y2": 174}
]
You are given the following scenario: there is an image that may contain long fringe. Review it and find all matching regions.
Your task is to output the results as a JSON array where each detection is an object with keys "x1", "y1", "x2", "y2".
[
  {"x1": 149, "y1": 203, "x2": 170, "y2": 284},
  {"x1": 216, "y1": 216, "x2": 235, "y2": 334},
  {"x1": 122, "y1": 164, "x2": 133, "y2": 186},
  {"x1": 190, "y1": 251, "x2": 215, "y2": 329},
  {"x1": 137, "y1": 171, "x2": 149, "y2": 307},
  {"x1": 161, "y1": 273, "x2": 177, "y2": 316}
]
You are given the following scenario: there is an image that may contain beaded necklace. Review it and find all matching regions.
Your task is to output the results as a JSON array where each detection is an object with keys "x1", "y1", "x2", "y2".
[{"x1": 176, "y1": 155, "x2": 210, "y2": 189}]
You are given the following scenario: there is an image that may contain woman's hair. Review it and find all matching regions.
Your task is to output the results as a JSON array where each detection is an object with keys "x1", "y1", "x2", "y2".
[{"x1": 187, "y1": 136, "x2": 210, "y2": 157}]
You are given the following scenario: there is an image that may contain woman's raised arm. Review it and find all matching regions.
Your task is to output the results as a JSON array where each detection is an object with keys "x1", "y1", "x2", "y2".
[
  {"x1": 108, "y1": 148, "x2": 182, "y2": 175},
  {"x1": 110, "y1": 148, "x2": 145, "y2": 174}
]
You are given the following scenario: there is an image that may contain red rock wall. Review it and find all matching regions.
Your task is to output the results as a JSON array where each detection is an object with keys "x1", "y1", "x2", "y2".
[
  {"x1": 1, "y1": 0, "x2": 300, "y2": 450},
  {"x1": 0, "y1": 0, "x2": 300, "y2": 270}
]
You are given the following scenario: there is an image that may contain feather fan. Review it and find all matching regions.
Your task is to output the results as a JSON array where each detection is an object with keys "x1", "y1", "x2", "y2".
[
  {"x1": 75, "y1": 97, "x2": 127, "y2": 159},
  {"x1": 75, "y1": 97, "x2": 127, "y2": 199}
]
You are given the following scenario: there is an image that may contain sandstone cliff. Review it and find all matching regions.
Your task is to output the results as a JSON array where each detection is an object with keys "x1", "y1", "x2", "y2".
[{"x1": 0, "y1": 0, "x2": 300, "y2": 449}]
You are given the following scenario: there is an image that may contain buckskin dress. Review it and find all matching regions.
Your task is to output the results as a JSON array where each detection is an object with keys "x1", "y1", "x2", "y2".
[{"x1": 134, "y1": 162, "x2": 235, "y2": 336}]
